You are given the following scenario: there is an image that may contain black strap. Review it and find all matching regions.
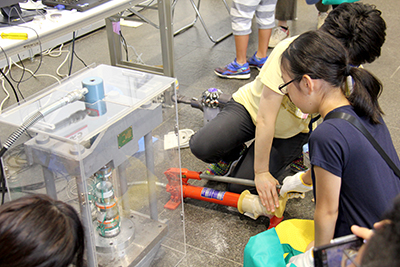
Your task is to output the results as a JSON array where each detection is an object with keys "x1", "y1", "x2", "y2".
[
  {"x1": 308, "y1": 114, "x2": 321, "y2": 133},
  {"x1": 325, "y1": 112, "x2": 400, "y2": 178}
]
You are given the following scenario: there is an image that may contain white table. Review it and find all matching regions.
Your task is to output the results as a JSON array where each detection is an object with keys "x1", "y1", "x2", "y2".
[
  {"x1": 0, "y1": 0, "x2": 175, "y2": 77},
  {"x1": 0, "y1": 0, "x2": 137, "y2": 60}
]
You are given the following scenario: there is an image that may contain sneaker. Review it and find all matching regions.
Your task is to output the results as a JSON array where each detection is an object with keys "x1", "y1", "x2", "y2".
[
  {"x1": 269, "y1": 26, "x2": 289, "y2": 48},
  {"x1": 214, "y1": 59, "x2": 251, "y2": 79},
  {"x1": 289, "y1": 154, "x2": 308, "y2": 172},
  {"x1": 317, "y1": 12, "x2": 328, "y2": 29},
  {"x1": 204, "y1": 144, "x2": 247, "y2": 176},
  {"x1": 247, "y1": 52, "x2": 268, "y2": 70}
]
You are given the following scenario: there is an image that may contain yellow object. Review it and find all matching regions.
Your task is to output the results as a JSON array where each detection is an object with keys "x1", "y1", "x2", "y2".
[
  {"x1": 275, "y1": 219, "x2": 314, "y2": 253},
  {"x1": 237, "y1": 190, "x2": 288, "y2": 219},
  {"x1": 1, "y1": 32, "x2": 28, "y2": 40}
]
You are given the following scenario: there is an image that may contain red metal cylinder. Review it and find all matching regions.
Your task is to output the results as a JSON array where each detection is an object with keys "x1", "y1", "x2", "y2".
[{"x1": 182, "y1": 184, "x2": 240, "y2": 208}]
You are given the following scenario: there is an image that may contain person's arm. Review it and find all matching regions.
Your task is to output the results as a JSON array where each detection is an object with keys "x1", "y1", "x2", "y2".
[
  {"x1": 279, "y1": 170, "x2": 313, "y2": 198},
  {"x1": 302, "y1": 170, "x2": 312, "y2": 185},
  {"x1": 313, "y1": 166, "x2": 341, "y2": 247},
  {"x1": 254, "y1": 84, "x2": 283, "y2": 212}
]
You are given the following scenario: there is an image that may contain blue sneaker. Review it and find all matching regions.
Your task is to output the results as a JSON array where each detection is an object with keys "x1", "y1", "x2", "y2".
[
  {"x1": 247, "y1": 52, "x2": 268, "y2": 70},
  {"x1": 214, "y1": 59, "x2": 251, "y2": 79}
]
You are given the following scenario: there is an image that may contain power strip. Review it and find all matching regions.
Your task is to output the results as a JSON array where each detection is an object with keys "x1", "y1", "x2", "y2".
[{"x1": 0, "y1": 19, "x2": 105, "y2": 69}]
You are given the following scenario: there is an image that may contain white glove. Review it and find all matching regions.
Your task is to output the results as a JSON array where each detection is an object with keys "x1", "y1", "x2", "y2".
[
  {"x1": 287, "y1": 248, "x2": 314, "y2": 267},
  {"x1": 280, "y1": 171, "x2": 312, "y2": 199}
]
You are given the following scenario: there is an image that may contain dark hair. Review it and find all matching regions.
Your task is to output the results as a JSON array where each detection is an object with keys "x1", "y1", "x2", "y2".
[
  {"x1": 0, "y1": 194, "x2": 85, "y2": 267},
  {"x1": 320, "y1": 2, "x2": 386, "y2": 66},
  {"x1": 361, "y1": 195, "x2": 400, "y2": 267},
  {"x1": 281, "y1": 30, "x2": 383, "y2": 124}
]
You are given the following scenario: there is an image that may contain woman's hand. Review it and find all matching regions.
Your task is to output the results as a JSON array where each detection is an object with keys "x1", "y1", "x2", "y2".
[
  {"x1": 255, "y1": 171, "x2": 280, "y2": 212},
  {"x1": 351, "y1": 220, "x2": 390, "y2": 241},
  {"x1": 349, "y1": 220, "x2": 390, "y2": 266},
  {"x1": 287, "y1": 247, "x2": 313, "y2": 267}
]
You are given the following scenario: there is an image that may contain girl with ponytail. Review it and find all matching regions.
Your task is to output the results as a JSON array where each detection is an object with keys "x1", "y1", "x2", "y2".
[{"x1": 279, "y1": 30, "x2": 400, "y2": 266}]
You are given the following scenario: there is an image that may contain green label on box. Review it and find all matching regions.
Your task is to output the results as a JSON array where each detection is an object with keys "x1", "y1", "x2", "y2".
[{"x1": 118, "y1": 126, "x2": 133, "y2": 148}]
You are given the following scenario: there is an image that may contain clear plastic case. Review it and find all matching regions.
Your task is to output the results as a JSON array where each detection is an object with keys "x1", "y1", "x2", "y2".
[{"x1": 0, "y1": 64, "x2": 185, "y2": 267}]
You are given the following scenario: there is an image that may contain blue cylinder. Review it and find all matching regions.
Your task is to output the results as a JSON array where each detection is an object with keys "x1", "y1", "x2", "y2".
[{"x1": 82, "y1": 77, "x2": 107, "y2": 116}]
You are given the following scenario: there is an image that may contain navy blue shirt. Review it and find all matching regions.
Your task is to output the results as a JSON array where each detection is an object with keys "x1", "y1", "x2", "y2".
[{"x1": 310, "y1": 105, "x2": 400, "y2": 237}]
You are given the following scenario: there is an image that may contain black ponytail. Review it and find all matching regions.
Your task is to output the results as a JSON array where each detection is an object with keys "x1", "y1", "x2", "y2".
[
  {"x1": 281, "y1": 30, "x2": 384, "y2": 124},
  {"x1": 347, "y1": 67, "x2": 383, "y2": 124}
]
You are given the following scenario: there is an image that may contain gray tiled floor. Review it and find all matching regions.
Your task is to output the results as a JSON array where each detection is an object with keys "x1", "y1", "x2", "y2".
[{"x1": 2, "y1": 0, "x2": 399, "y2": 266}]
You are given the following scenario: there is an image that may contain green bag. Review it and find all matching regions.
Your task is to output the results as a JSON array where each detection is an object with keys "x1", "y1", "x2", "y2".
[
  {"x1": 322, "y1": 0, "x2": 358, "y2": 5},
  {"x1": 243, "y1": 228, "x2": 302, "y2": 267}
]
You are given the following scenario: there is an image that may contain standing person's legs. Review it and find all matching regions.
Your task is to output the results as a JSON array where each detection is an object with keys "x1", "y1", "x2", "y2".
[
  {"x1": 235, "y1": 35, "x2": 250, "y2": 65},
  {"x1": 256, "y1": 29, "x2": 272, "y2": 59},
  {"x1": 315, "y1": 0, "x2": 330, "y2": 28},
  {"x1": 255, "y1": 0, "x2": 277, "y2": 51},
  {"x1": 275, "y1": 0, "x2": 296, "y2": 22},
  {"x1": 231, "y1": 0, "x2": 254, "y2": 66},
  {"x1": 270, "y1": 0, "x2": 295, "y2": 47},
  {"x1": 246, "y1": 0, "x2": 276, "y2": 68},
  {"x1": 214, "y1": 0, "x2": 258, "y2": 79}
]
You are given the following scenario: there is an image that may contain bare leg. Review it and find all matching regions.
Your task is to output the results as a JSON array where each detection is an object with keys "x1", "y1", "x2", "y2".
[
  {"x1": 256, "y1": 28, "x2": 272, "y2": 59},
  {"x1": 235, "y1": 34, "x2": 250, "y2": 65},
  {"x1": 278, "y1": 20, "x2": 288, "y2": 27}
]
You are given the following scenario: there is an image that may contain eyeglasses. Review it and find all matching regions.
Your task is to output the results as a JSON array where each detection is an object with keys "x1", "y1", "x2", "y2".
[{"x1": 278, "y1": 77, "x2": 300, "y2": 94}]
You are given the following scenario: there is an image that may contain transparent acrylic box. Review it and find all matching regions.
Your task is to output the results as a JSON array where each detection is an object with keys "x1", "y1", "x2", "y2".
[{"x1": 0, "y1": 64, "x2": 185, "y2": 267}]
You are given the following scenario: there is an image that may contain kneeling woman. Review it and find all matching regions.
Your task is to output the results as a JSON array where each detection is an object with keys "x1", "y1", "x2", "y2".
[{"x1": 279, "y1": 30, "x2": 400, "y2": 264}]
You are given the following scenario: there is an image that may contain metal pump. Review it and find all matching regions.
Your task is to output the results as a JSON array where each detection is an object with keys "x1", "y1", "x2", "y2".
[{"x1": 163, "y1": 168, "x2": 288, "y2": 228}]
